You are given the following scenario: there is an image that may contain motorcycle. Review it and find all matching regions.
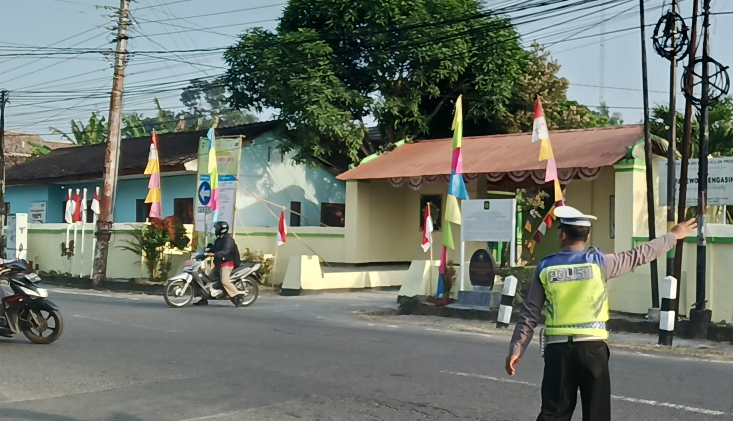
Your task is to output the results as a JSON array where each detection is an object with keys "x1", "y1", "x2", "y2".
[
  {"x1": 0, "y1": 260, "x2": 63, "y2": 344},
  {"x1": 163, "y1": 251, "x2": 261, "y2": 308}
]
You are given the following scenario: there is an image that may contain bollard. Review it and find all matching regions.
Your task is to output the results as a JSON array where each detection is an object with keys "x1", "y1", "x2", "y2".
[
  {"x1": 658, "y1": 276, "x2": 678, "y2": 346},
  {"x1": 497, "y1": 275, "x2": 517, "y2": 328}
]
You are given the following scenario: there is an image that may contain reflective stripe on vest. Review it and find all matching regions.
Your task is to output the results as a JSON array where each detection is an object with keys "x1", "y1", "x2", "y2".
[{"x1": 539, "y1": 252, "x2": 609, "y2": 339}]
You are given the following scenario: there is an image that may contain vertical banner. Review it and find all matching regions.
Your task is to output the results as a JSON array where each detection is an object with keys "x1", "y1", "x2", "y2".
[{"x1": 195, "y1": 136, "x2": 242, "y2": 233}]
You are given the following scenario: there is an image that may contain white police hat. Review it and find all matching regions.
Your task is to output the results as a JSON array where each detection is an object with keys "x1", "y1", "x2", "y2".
[{"x1": 553, "y1": 206, "x2": 597, "y2": 227}]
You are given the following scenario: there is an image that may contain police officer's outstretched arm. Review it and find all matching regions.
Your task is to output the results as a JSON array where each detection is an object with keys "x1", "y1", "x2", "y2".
[
  {"x1": 604, "y1": 219, "x2": 697, "y2": 280},
  {"x1": 506, "y1": 269, "x2": 546, "y2": 376}
]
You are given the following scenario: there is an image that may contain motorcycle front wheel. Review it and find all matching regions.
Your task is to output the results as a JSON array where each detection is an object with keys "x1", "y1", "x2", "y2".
[
  {"x1": 21, "y1": 308, "x2": 63, "y2": 345},
  {"x1": 236, "y1": 277, "x2": 259, "y2": 307},
  {"x1": 164, "y1": 279, "x2": 194, "y2": 308}
]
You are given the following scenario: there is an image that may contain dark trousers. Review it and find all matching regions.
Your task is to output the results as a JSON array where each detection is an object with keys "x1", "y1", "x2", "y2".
[{"x1": 537, "y1": 340, "x2": 611, "y2": 421}]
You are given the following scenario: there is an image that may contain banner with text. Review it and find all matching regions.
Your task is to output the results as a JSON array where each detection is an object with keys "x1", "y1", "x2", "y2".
[
  {"x1": 659, "y1": 157, "x2": 733, "y2": 206},
  {"x1": 195, "y1": 136, "x2": 242, "y2": 232}
]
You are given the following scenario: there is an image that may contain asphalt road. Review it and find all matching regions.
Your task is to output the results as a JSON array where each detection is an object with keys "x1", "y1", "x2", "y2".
[{"x1": 0, "y1": 288, "x2": 732, "y2": 421}]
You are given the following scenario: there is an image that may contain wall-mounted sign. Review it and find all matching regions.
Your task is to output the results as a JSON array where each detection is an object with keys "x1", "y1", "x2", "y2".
[{"x1": 29, "y1": 202, "x2": 46, "y2": 223}]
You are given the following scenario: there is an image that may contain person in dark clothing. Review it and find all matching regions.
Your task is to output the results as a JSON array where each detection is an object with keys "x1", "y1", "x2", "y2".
[{"x1": 194, "y1": 221, "x2": 242, "y2": 307}]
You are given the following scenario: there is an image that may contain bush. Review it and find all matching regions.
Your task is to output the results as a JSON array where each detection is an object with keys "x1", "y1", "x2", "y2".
[
  {"x1": 119, "y1": 216, "x2": 190, "y2": 283},
  {"x1": 241, "y1": 248, "x2": 274, "y2": 284},
  {"x1": 498, "y1": 266, "x2": 536, "y2": 305}
]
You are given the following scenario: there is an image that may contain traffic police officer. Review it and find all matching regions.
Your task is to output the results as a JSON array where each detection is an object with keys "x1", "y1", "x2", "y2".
[{"x1": 505, "y1": 205, "x2": 696, "y2": 421}]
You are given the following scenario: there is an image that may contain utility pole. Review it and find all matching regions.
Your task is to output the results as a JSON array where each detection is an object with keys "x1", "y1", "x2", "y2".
[
  {"x1": 639, "y1": 0, "x2": 660, "y2": 311},
  {"x1": 92, "y1": 0, "x2": 131, "y2": 285},
  {"x1": 690, "y1": 0, "x2": 713, "y2": 339},
  {"x1": 665, "y1": 0, "x2": 679, "y2": 279},
  {"x1": 0, "y1": 90, "x2": 8, "y2": 258},
  {"x1": 674, "y1": 0, "x2": 699, "y2": 315}
]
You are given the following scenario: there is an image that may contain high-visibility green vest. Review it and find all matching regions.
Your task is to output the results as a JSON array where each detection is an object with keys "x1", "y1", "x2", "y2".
[{"x1": 538, "y1": 250, "x2": 609, "y2": 339}]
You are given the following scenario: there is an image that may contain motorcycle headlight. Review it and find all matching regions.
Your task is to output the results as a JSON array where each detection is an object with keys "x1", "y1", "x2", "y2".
[
  {"x1": 36, "y1": 288, "x2": 48, "y2": 298},
  {"x1": 20, "y1": 286, "x2": 40, "y2": 297}
]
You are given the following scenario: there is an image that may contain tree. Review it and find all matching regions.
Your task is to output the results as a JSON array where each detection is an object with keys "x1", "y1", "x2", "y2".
[
  {"x1": 49, "y1": 112, "x2": 108, "y2": 145},
  {"x1": 180, "y1": 78, "x2": 257, "y2": 128},
  {"x1": 223, "y1": 0, "x2": 528, "y2": 164}
]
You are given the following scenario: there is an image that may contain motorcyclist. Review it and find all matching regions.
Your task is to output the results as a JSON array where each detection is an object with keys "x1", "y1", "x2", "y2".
[{"x1": 193, "y1": 221, "x2": 243, "y2": 307}]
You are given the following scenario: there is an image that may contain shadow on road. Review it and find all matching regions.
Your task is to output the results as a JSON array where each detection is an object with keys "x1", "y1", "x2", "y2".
[{"x1": 0, "y1": 409, "x2": 146, "y2": 421}]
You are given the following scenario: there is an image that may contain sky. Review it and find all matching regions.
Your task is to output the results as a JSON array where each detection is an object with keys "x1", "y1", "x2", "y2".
[{"x1": 2, "y1": 0, "x2": 733, "y2": 141}]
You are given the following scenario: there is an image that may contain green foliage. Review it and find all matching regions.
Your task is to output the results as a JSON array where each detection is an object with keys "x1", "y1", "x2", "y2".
[
  {"x1": 118, "y1": 216, "x2": 190, "y2": 283},
  {"x1": 223, "y1": 0, "x2": 528, "y2": 164},
  {"x1": 498, "y1": 266, "x2": 536, "y2": 305},
  {"x1": 180, "y1": 78, "x2": 258, "y2": 128},
  {"x1": 240, "y1": 248, "x2": 274, "y2": 284},
  {"x1": 651, "y1": 97, "x2": 733, "y2": 158},
  {"x1": 49, "y1": 112, "x2": 108, "y2": 145},
  {"x1": 28, "y1": 141, "x2": 52, "y2": 157}
]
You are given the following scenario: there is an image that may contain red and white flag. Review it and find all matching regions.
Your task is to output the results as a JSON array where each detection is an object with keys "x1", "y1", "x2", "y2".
[
  {"x1": 531, "y1": 98, "x2": 549, "y2": 143},
  {"x1": 91, "y1": 187, "x2": 101, "y2": 215},
  {"x1": 276, "y1": 209, "x2": 287, "y2": 247},
  {"x1": 72, "y1": 189, "x2": 82, "y2": 223},
  {"x1": 421, "y1": 204, "x2": 433, "y2": 252}
]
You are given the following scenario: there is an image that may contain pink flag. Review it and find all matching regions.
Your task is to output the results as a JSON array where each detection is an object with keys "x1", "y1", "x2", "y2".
[
  {"x1": 545, "y1": 158, "x2": 558, "y2": 183},
  {"x1": 451, "y1": 148, "x2": 463, "y2": 174},
  {"x1": 276, "y1": 210, "x2": 287, "y2": 247},
  {"x1": 421, "y1": 204, "x2": 433, "y2": 252},
  {"x1": 438, "y1": 246, "x2": 447, "y2": 274}
]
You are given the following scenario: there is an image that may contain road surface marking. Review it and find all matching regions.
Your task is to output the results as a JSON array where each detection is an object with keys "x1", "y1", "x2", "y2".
[
  {"x1": 424, "y1": 328, "x2": 493, "y2": 338},
  {"x1": 73, "y1": 314, "x2": 180, "y2": 333},
  {"x1": 441, "y1": 371, "x2": 728, "y2": 416}
]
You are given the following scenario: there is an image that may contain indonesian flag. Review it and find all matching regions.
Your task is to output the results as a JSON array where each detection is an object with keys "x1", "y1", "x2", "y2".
[
  {"x1": 531, "y1": 98, "x2": 549, "y2": 143},
  {"x1": 276, "y1": 209, "x2": 287, "y2": 247},
  {"x1": 421, "y1": 204, "x2": 433, "y2": 252},
  {"x1": 91, "y1": 187, "x2": 101, "y2": 215},
  {"x1": 72, "y1": 190, "x2": 82, "y2": 222},
  {"x1": 64, "y1": 189, "x2": 74, "y2": 224}
]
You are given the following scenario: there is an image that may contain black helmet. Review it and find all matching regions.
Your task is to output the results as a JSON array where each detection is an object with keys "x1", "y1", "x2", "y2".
[{"x1": 214, "y1": 221, "x2": 229, "y2": 236}]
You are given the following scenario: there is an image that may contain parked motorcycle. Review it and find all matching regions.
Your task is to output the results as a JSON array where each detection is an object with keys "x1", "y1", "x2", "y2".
[
  {"x1": 163, "y1": 251, "x2": 261, "y2": 308},
  {"x1": 0, "y1": 260, "x2": 63, "y2": 344}
]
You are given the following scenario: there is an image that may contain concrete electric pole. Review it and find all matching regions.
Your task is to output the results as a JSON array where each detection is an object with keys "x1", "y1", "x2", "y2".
[{"x1": 92, "y1": 0, "x2": 131, "y2": 285}]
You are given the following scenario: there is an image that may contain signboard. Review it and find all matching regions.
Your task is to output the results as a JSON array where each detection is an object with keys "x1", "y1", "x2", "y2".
[
  {"x1": 194, "y1": 136, "x2": 242, "y2": 232},
  {"x1": 461, "y1": 199, "x2": 517, "y2": 242},
  {"x1": 29, "y1": 201, "x2": 46, "y2": 223},
  {"x1": 468, "y1": 249, "x2": 497, "y2": 288},
  {"x1": 7, "y1": 213, "x2": 28, "y2": 260},
  {"x1": 659, "y1": 158, "x2": 733, "y2": 206}
]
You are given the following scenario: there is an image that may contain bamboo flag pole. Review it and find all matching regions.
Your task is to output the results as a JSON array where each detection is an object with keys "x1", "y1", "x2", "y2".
[{"x1": 80, "y1": 188, "x2": 87, "y2": 277}]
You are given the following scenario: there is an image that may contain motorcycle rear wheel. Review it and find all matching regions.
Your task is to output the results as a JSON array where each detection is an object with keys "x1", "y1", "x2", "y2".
[
  {"x1": 164, "y1": 279, "x2": 194, "y2": 308},
  {"x1": 21, "y1": 308, "x2": 63, "y2": 345},
  {"x1": 236, "y1": 277, "x2": 259, "y2": 307}
]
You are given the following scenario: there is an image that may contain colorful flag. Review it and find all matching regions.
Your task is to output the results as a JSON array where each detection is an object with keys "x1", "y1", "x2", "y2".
[
  {"x1": 531, "y1": 98, "x2": 549, "y2": 143},
  {"x1": 91, "y1": 187, "x2": 101, "y2": 215},
  {"x1": 207, "y1": 128, "x2": 220, "y2": 222},
  {"x1": 437, "y1": 95, "x2": 467, "y2": 298},
  {"x1": 144, "y1": 130, "x2": 162, "y2": 219},
  {"x1": 421, "y1": 204, "x2": 433, "y2": 252},
  {"x1": 276, "y1": 209, "x2": 287, "y2": 247},
  {"x1": 64, "y1": 189, "x2": 74, "y2": 224},
  {"x1": 545, "y1": 158, "x2": 558, "y2": 183},
  {"x1": 72, "y1": 189, "x2": 82, "y2": 223},
  {"x1": 524, "y1": 219, "x2": 532, "y2": 232}
]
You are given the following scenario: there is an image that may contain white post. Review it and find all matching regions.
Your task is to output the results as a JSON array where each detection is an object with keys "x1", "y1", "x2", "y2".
[
  {"x1": 460, "y1": 240, "x2": 466, "y2": 292},
  {"x1": 91, "y1": 187, "x2": 99, "y2": 278},
  {"x1": 497, "y1": 275, "x2": 518, "y2": 328},
  {"x1": 80, "y1": 188, "x2": 87, "y2": 276},
  {"x1": 510, "y1": 198, "x2": 517, "y2": 267},
  {"x1": 659, "y1": 276, "x2": 678, "y2": 346}
]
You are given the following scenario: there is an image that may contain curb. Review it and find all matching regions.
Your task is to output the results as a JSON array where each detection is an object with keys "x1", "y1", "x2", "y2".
[
  {"x1": 397, "y1": 300, "x2": 733, "y2": 344},
  {"x1": 40, "y1": 274, "x2": 165, "y2": 295}
]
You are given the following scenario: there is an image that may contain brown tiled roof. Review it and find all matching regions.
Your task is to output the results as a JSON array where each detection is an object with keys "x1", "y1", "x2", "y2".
[
  {"x1": 7, "y1": 121, "x2": 280, "y2": 185},
  {"x1": 3, "y1": 131, "x2": 73, "y2": 168},
  {"x1": 337, "y1": 125, "x2": 647, "y2": 181}
]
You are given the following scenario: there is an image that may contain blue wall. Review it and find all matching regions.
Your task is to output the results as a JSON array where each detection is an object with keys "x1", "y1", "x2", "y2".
[
  {"x1": 6, "y1": 131, "x2": 345, "y2": 226},
  {"x1": 6, "y1": 175, "x2": 196, "y2": 223}
]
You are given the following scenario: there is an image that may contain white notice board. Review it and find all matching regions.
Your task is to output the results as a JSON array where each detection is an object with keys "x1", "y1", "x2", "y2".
[{"x1": 461, "y1": 199, "x2": 516, "y2": 242}]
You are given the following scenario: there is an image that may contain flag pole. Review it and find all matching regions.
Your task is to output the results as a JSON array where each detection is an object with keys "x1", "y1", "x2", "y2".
[
  {"x1": 91, "y1": 187, "x2": 99, "y2": 278},
  {"x1": 80, "y1": 188, "x2": 87, "y2": 277},
  {"x1": 73, "y1": 189, "x2": 80, "y2": 277},
  {"x1": 429, "y1": 241, "x2": 434, "y2": 296},
  {"x1": 271, "y1": 206, "x2": 284, "y2": 289}
]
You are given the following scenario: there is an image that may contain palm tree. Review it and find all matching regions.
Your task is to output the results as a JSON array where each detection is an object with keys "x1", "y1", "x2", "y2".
[{"x1": 49, "y1": 112, "x2": 108, "y2": 145}]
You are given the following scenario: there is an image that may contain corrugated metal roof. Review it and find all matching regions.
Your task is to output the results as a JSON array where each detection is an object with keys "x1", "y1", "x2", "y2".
[{"x1": 337, "y1": 125, "x2": 645, "y2": 181}]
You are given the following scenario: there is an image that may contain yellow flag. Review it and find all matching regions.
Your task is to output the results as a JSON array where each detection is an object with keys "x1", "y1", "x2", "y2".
[
  {"x1": 145, "y1": 188, "x2": 161, "y2": 203},
  {"x1": 451, "y1": 95, "x2": 463, "y2": 149},
  {"x1": 445, "y1": 195, "x2": 461, "y2": 225},
  {"x1": 539, "y1": 139, "x2": 554, "y2": 161},
  {"x1": 554, "y1": 179, "x2": 563, "y2": 202}
]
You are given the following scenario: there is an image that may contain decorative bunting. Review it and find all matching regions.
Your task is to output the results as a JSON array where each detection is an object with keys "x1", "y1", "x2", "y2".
[
  {"x1": 144, "y1": 130, "x2": 162, "y2": 219},
  {"x1": 545, "y1": 158, "x2": 558, "y2": 183},
  {"x1": 539, "y1": 139, "x2": 554, "y2": 160},
  {"x1": 533, "y1": 230, "x2": 542, "y2": 243},
  {"x1": 531, "y1": 98, "x2": 549, "y2": 143},
  {"x1": 554, "y1": 179, "x2": 564, "y2": 203},
  {"x1": 207, "y1": 124, "x2": 220, "y2": 223},
  {"x1": 451, "y1": 148, "x2": 463, "y2": 174},
  {"x1": 524, "y1": 219, "x2": 532, "y2": 232},
  {"x1": 451, "y1": 96, "x2": 463, "y2": 149},
  {"x1": 442, "y1": 221, "x2": 454, "y2": 250},
  {"x1": 527, "y1": 240, "x2": 536, "y2": 254},
  {"x1": 445, "y1": 195, "x2": 461, "y2": 225}
]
